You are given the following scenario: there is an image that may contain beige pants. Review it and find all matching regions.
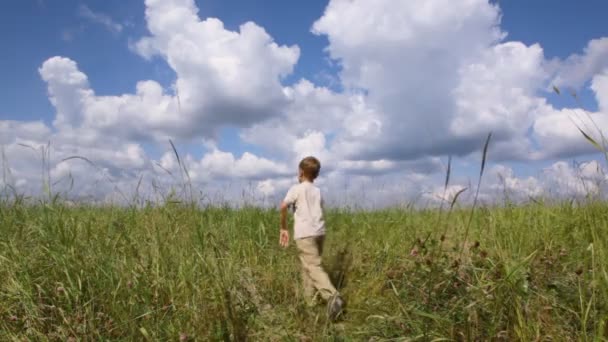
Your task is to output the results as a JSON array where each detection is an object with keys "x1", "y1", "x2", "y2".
[{"x1": 295, "y1": 236, "x2": 338, "y2": 303}]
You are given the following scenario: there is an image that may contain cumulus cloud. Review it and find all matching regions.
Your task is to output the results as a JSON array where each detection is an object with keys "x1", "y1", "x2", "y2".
[
  {"x1": 44, "y1": 0, "x2": 301, "y2": 142},
  {"x1": 421, "y1": 160, "x2": 608, "y2": 207},
  {"x1": 0, "y1": 120, "x2": 51, "y2": 145},
  {"x1": 533, "y1": 69, "x2": 608, "y2": 159},
  {"x1": 424, "y1": 184, "x2": 469, "y2": 205},
  {"x1": 3, "y1": 0, "x2": 608, "y2": 206},
  {"x1": 134, "y1": 0, "x2": 299, "y2": 134},
  {"x1": 486, "y1": 164, "x2": 543, "y2": 199},
  {"x1": 4, "y1": 0, "x2": 306, "y2": 203},
  {"x1": 308, "y1": 0, "x2": 608, "y2": 165},
  {"x1": 592, "y1": 69, "x2": 608, "y2": 112},
  {"x1": 552, "y1": 38, "x2": 608, "y2": 89},
  {"x1": 311, "y1": 0, "x2": 510, "y2": 160},
  {"x1": 40, "y1": 56, "x2": 184, "y2": 141},
  {"x1": 311, "y1": 0, "x2": 595, "y2": 165},
  {"x1": 451, "y1": 42, "x2": 546, "y2": 142},
  {"x1": 542, "y1": 160, "x2": 607, "y2": 198},
  {"x1": 196, "y1": 148, "x2": 290, "y2": 181}
]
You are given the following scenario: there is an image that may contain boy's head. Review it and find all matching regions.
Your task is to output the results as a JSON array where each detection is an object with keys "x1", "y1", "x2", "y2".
[{"x1": 298, "y1": 156, "x2": 321, "y2": 182}]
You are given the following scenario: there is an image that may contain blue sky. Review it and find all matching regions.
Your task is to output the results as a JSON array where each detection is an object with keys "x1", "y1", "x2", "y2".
[{"x1": 2, "y1": 0, "x2": 608, "y2": 205}]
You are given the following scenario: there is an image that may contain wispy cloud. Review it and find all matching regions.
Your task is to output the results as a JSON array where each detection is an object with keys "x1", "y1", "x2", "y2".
[
  {"x1": 61, "y1": 27, "x2": 84, "y2": 42},
  {"x1": 78, "y1": 4, "x2": 123, "y2": 34},
  {"x1": 61, "y1": 29, "x2": 75, "y2": 42}
]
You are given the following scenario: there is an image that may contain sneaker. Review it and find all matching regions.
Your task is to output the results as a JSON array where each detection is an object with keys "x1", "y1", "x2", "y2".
[{"x1": 327, "y1": 294, "x2": 345, "y2": 321}]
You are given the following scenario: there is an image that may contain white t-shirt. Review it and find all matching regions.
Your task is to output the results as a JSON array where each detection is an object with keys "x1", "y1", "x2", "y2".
[{"x1": 283, "y1": 181, "x2": 325, "y2": 240}]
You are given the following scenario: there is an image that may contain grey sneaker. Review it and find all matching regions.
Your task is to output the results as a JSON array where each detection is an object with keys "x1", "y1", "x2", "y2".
[{"x1": 327, "y1": 294, "x2": 345, "y2": 321}]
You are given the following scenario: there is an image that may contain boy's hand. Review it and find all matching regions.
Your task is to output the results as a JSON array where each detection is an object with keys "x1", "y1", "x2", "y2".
[{"x1": 279, "y1": 229, "x2": 290, "y2": 248}]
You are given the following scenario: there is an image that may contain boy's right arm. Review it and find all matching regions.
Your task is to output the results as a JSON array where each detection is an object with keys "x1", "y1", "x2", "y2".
[
  {"x1": 279, "y1": 186, "x2": 296, "y2": 248},
  {"x1": 279, "y1": 201, "x2": 290, "y2": 247}
]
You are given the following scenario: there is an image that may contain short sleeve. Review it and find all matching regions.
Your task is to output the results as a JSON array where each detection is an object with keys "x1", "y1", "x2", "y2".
[{"x1": 283, "y1": 185, "x2": 298, "y2": 205}]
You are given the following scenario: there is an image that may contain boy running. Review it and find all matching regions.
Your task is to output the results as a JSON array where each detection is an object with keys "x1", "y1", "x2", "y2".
[{"x1": 279, "y1": 156, "x2": 344, "y2": 321}]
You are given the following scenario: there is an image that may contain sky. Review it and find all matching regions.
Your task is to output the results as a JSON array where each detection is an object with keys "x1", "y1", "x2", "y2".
[{"x1": 1, "y1": 0, "x2": 608, "y2": 207}]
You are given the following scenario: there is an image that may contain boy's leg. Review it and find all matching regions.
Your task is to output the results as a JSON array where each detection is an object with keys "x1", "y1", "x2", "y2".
[
  {"x1": 296, "y1": 237, "x2": 319, "y2": 304},
  {"x1": 300, "y1": 262, "x2": 315, "y2": 305},
  {"x1": 295, "y1": 236, "x2": 338, "y2": 301}
]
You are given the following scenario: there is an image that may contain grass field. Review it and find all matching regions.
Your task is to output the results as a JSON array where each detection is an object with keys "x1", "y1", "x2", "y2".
[{"x1": 1, "y1": 198, "x2": 607, "y2": 341}]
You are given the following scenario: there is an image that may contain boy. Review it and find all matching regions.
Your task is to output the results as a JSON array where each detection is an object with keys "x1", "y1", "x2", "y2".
[{"x1": 279, "y1": 156, "x2": 345, "y2": 321}]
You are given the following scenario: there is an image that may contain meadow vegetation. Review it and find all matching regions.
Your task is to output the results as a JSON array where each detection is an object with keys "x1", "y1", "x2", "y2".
[{"x1": 1, "y1": 197, "x2": 607, "y2": 341}]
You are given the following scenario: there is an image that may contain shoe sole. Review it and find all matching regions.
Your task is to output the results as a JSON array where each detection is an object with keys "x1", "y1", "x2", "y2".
[{"x1": 327, "y1": 296, "x2": 344, "y2": 321}]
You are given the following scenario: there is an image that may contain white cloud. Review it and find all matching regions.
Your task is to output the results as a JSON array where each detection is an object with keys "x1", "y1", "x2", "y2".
[
  {"x1": 487, "y1": 164, "x2": 543, "y2": 199},
  {"x1": 308, "y1": 0, "x2": 608, "y2": 167},
  {"x1": 552, "y1": 38, "x2": 608, "y2": 89},
  {"x1": 197, "y1": 148, "x2": 290, "y2": 181},
  {"x1": 134, "y1": 0, "x2": 299, "y2": 133},
  {"x1": 240, "y1": 80, "x2": 361, "y2": 159},
  {"x1": 424, "y1": 184, "x2": 468, "y2": 204},
  {"x1": 542, "y1": 160, "x2": 607, "y2": 198},
  {"x1": 42, "y1": 0, "x2": 301, "y2": 142},
  {"x1": 312, "y1": 0, "x2": 503, "y2": 88},
  {"x1": 4, "y1": 0, "x2": 608, "y2": 206},
  {"x1": 452, "y1": 42, "x2": 546, "y2": 139},
  {"x1": 79, "y1": 5, "x2": 123, "y2": 34},
  {"x1": 39, "y1": 57, "x2": 91, "y2": 129},
  {"x1": 39, "y1": 56, "x2": 186, "y2": 141},
  {"x1": 421, "y1": 160, "x2": 608, "y2": 206},
  {"x1": 591, "y1": 69, "x2": 608, "y2": 112},
  {"x1": 533, "y1": 69, "x2": 608, "y2": 159},
  {"x1": 5, "y1": 0, "x2": 306, "y2": 202},
  {"x1": 0, "y1": 120, "x2": 51, "y2": 145},
  {"x1": 309, "y1": 0, "x2": 548, "y2": 162},
  {"x1": 256, "y1": 178, "x2": 294, "y2": 198}
]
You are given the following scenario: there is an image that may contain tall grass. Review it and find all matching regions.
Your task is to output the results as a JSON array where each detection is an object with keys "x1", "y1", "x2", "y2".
[{"x1": 1, "y1": 199, "x2": 607, "y2": 340}]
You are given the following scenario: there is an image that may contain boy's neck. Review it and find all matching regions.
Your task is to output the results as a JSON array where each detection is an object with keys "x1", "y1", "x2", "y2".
[{"x1": 300, "y1": 177, "x2": 314, "y2": 183}]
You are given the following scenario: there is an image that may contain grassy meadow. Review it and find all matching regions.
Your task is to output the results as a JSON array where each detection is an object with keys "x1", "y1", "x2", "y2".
[{"x1": 1, "y1": 198, "x2": 607, "y2": 341}]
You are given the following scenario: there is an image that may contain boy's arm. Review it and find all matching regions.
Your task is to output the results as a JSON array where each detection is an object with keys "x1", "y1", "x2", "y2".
[
  {"x1": 279, "y1": 201, "x2": 290, "y2": 247},
  {"x1": 280, "y1": 201, "x2": 289, "y2": 230},
  {"x1": 280, "y1": 186, "x2": 297, "y2": 247}
]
